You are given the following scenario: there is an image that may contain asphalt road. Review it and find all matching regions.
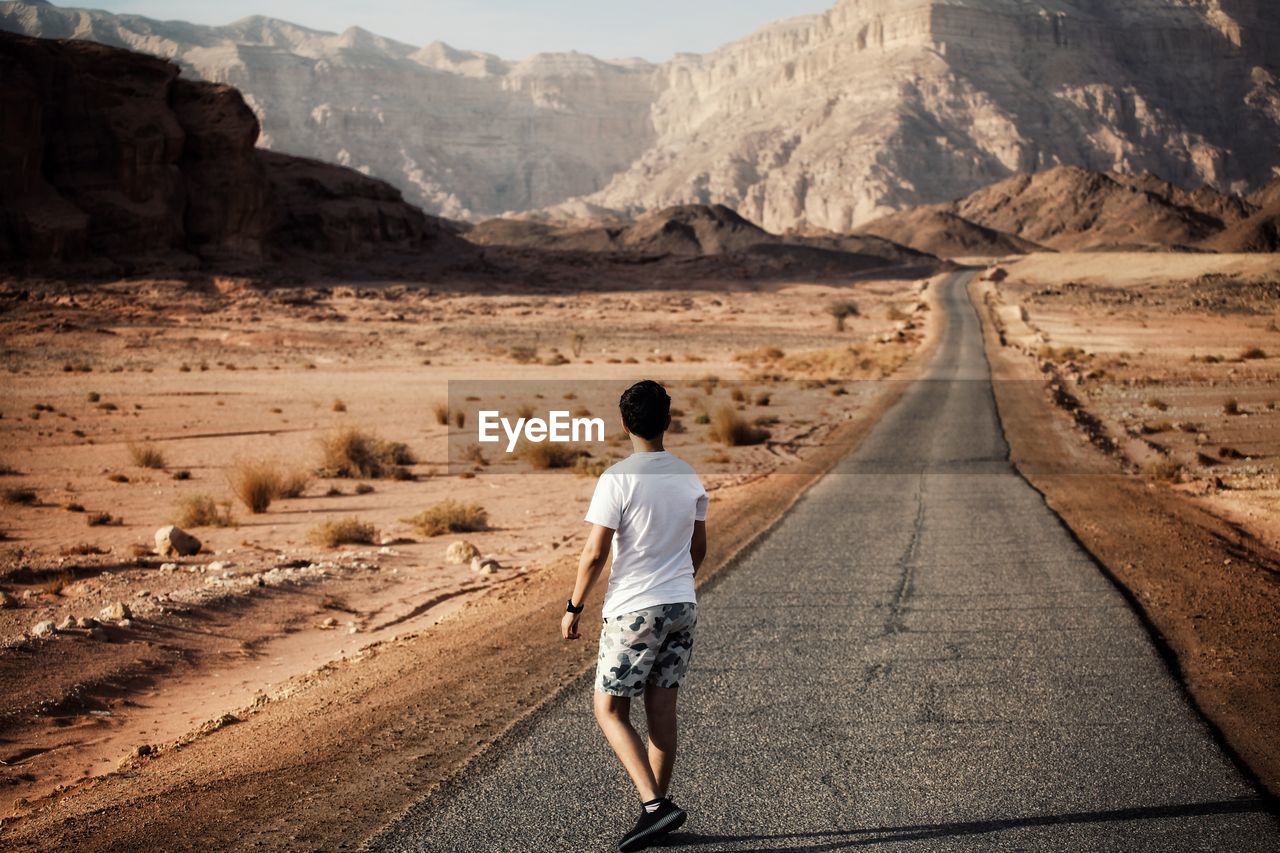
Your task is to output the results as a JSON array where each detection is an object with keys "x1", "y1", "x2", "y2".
[{"x1": 369, "y1": 271, "x2": 1278, "y2": 851}]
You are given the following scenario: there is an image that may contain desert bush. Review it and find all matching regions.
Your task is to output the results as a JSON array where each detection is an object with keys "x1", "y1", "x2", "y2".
[
  {"x1": 454, "y1": 410, "x2": 467, "y2": 429},
  {"x1": 128, "y1": 442, "x2": 167, "y2": 469},
  {"x1": 332, "y1": 399, "x2": 347, "y2": 412},
  {"x1": 308, "y1": 517, "x2": 377, "y2": 548},
  {"x1": 669, "y1": 418, "x2": 685, "y2": 434},
  {"x1": 709, "y1": 405, "x2": 770, "y2": 447},
  {"x1": 730, "y1": 387, "x2": 746, "y2": 403},
  {"x1": 1222, "y1": 399, "x2": 1241, "y2": 416},
  {"x1": 401, "y1": 500, "x2": 488, "y2": 537},
  {"x1": 86, "y1": 511, "x2": 117, "y2": 526},
  {"x1": 431, "y1": 400, "x2": 450, "y2": 426},
  {"x1": 517, "y1": 441, "x2": 583, "y2": 470},
  {"x1": 827, "y1": 300, "x2": 860, "y2": 331},
  {"x1": 3, "y1": 487, "x2": 37, "y2": 505},
  {"x1": 1141, "y1": 421, "x2": 1173, "y2": 435},
  {"x1": 735, "y1": 346, "x2": 785, "y2": 365},
  {"x1": 317, "y1": 428, "x2": 416, "y2": 479},
  {"x1": 174, "y1": 494, "x2": 234, "y2": 528},
  {"x1": 0, "y1": 462, "x2": 18, "y2": 476},
  {"x1": 509, "y1": 345, "x2": 538, "y2": 363},
  {"x1": 86, "y1": 392, "x2": 100, "y2": 402},
  {"x1": 1145, "y1": 397, "x2": 1169, "y2": 411},
  {"x1": 107, "y1": 473, "x2": 129, "y2": 483},
  {"x1": 173, "y1": 470, "x2": 192, "y2": 481},
  {"x1": 755, "y1": 392, "x2": 772, "y2": 406},
  {"x1": 64, "y1": 501, "x2": 85, "y2": 512},
  {"x1": 229, "y1": 460, "x2": 282, "y2": 514},
  {"x1": 97, "y1": 402, "x2": 118, "y2": 411},
  {"x1": 60, "y1": 543, "x2": 107, "y2": 556},
  {"x1": 1240, "y1": 347, "x2": 1267, "y2": 360},
  {"x1": 355, "y1": 483, "x2": 375, "y2": 495},
  {"x1": 544, "y1": 352, "x2": 570, "y2": 366},
  {"x1": 1144, "y1": 460, "x2": 1183, "y2": 482},
  {"x1": 574, "y1": 455, "x2": 615, "y2": 478},
  {"x1": 275, "y1": 468, "x2": 312, "y2": 499},
  {"x1": 695, "y1": 412, "x2": 710, "y2": 425},
  {"x1": 460, "y1": 443, "x2": 489, "y2": 466}
]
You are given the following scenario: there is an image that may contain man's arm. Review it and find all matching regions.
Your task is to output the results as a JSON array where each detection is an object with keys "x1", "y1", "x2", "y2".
[
  {"x1": 562, "y1": 523, "x2": 614, "y2": 640},
  {"x1": 690, "y1": 519, "x2": 707, "y2": 576}
]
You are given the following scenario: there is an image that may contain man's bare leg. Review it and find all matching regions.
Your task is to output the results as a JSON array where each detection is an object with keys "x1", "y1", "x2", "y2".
[
  {"x1": 594, "y1": 692, "x2": 660, "y2": 802},
  {"x1": 643, "y1": 685, "x2": 679, "y2": 797}
]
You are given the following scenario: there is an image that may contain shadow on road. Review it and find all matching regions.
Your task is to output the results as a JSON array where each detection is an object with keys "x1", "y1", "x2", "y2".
[{"x1": 655, "y1": 798, "x2": 1274, "y2": 850}]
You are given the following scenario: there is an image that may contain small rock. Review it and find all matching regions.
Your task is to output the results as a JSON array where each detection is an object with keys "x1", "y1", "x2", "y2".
[
  {"x1": 100, "y1": 601, "x2": 132, "y2": 622},
  {"x1": 119, "y1": 618, "x2": 133, "y2": 628},
  {"x1": 131, "y1": 744, "x2": 153, "y2": 758},
  {"x1": 57, "y1": 616, "x2": 76, "y2": 631},
  {"x1": 470, "y1": 555, "x2": 501, "y2": 575},
  {"x1": 446, "y1": 540, "x2": 480, "y2": 565},
  {"x1": 0, "y1": 590, "x2": 16, "y2": 608},
  {"x1": 154, "y1": 525, "x2": 201, "y2": 558},
  {"x1": 77, "y1": 616, "x2": 98, "y2": 628},
  {"x1": 135, "y1": 590, "x2": 151, "y2": 598},
  {"x1": 319, "y1": 616, "x2": 338, "y2": 629},
  {"x1": 160, "y1": 562, "x2": 178, "y2": 572},
  {"x1": 32, "y1": 620, "x2": 55, "y2": 638},
  {"x1": 207, "y1": 561, "x2": 227, "y2": 572}
]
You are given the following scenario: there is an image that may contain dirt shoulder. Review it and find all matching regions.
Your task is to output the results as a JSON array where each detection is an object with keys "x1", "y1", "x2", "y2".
[
  {"x1": 972, "y1": 274, "x2": 1280, "y2": 800},
  {"x1": 0, "y1": 275, "x2": 949, "y2": 849}
]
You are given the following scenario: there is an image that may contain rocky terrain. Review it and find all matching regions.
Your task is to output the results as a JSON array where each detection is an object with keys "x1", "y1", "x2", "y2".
[
  {"x1": 0, "y1": 32, "x2": 468, "y2": 272},
  {"x1": 4, "y1": 0, "x2": 1278, "y2": 230},
  {"x1": 585, "y1": 0, "x2": 1280, "y2": 230},
  {"x1": 0, "y1": 0, "x2": 656, "y2": 221}
]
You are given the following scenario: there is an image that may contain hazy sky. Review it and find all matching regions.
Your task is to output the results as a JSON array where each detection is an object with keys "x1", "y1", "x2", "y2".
[{"x1": 92, "y1": 1, "x2": 834, "y2": 61}]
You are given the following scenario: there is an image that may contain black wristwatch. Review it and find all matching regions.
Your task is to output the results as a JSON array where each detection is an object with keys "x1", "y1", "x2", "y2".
[{"x1": 566, "y1": 599, "x2": 584, "y2": 614}]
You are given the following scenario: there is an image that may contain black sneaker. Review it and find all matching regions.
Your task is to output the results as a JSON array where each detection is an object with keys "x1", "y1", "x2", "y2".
[{"x1": 616, "y1": 798, "x2": 687, "y2": 851}]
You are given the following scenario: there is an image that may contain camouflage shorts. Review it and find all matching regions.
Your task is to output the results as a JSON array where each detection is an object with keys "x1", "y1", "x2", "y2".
[{"x1": 596, "y1": 602, "x2": 697, "y2": 697}]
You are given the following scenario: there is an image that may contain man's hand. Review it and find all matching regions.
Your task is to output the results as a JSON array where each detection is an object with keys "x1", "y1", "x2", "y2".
[{"x1": 561, "y1": 610, "x2": 581, "y2": 640}]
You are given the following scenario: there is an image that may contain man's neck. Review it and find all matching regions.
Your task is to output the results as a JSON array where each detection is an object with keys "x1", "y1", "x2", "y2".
[{"x1": 629, "y1": 435, "x2": 665, "y2": 453}]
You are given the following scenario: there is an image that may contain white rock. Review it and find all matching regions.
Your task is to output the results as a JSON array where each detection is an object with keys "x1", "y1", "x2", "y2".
[
  {"x1": 446, "y1": 540, "x2": 480, "y2": 565},
  {"x1": 155, "y1": 525, "x2": 201, "y2": 558},
  {"x1": 470, "y1": 555, "x2": 502, "y2": 575},
  {"x1": 57, "y1": 616, "x2": 76, "y2": 631},
  {"x1": 100, "y1": 601, "x2": 132, "y2": 622},
  {"x1": 31, "y1": 620, "x2": 55, "y2": 638}
]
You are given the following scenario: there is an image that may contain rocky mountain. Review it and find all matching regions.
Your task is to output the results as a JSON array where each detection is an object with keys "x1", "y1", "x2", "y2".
[
  {"x1": 3, "y1": 0, "x2": 1278, "y2": 233},
  {"x1": 0, "y1": 0, "x2": 656, "y2": 221},
  {"x1": 585, "y1": 0, "x2": 1280, "y2": 231},
  {"x1": 855, "y1": 209, "x2": 1045, "y2": 258},
  {"x1": 0, "y1": 31, "x2": 467, "y2": 269}
]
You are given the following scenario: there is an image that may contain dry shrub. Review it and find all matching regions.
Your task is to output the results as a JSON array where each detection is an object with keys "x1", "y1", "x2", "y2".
[
  {"x1": 1222, "y1": 399, "x2": 1241, "y2": 416},
  {"x1": 1145, "y1": 397, "x2": 1169, "y2": 411},
  {"x1": 317, "y1": 428, "x2": 416, "y2": 479},
  {"x1": 574, "y1": 455, "x2": 615, "y2": 478},
  {"x1": 230, "y1": 460, "x2": 281, "y2": 513},
  {"x1": 509, "y1": 345, "x2": 538, "y2": 363},
  {"x1": 174, "y1": 494, "x2": 235, "y2": 528},
  {"x1": 827, "y1": 300, "x2": 859, "y2": 331},
  {"x1": 730, "y1": 387, "x2": 746, "y2": 403},
  {"x1": 86, "y1": 511, "x2": 117, "y2": 526},
  {"x1": 402, "y1": 500, "x2": 488, "y2": 537},
  {"x1": 517, "y1": 441, "x2": 583, "y2": 470},
  {"x1": 309, "y1": 517, "x2": 377, "y2": 548},
  {"x1": 431, "y1": 400, "x2": 450, "y2": 426},
  {"x1": 4, "y1": 487, "x2": 37, "y2": 505},
  {"x1": 107, "y1": 473, "x2": 129, "y2": 483},
  {"x1": 544, "y1": 352, "x2": 570, "y2": 366},
  {"x1": 128, "y1": 442, "x2": 166, "y2": 469},
  {"x1": 735, "y1": 346, "x2": 785, "y2": 365},
  {"x1": 1240, "y1": 346, "x2": 1267, "y2": 360},
  {"x1": 332, "y1": 399, "x2": 347, "y2": 413},
  {"x1": 776, "y1": 344, "x2": 903, "y2": 380},
  {"x1": 355, "y1": 483, "x2": 375, "y2": 495},
  {"x1": 276, "y1": 468, "x2": 312, "y2": 499},
  {"x1": 709, "y1": 405, "x2": 770, "y2": 447},
  {"x1": 0, "y1": 462, "x2": 19, "y2": 476},
  {"x1": 454, "y1": 410, "x2": 467, "y2": 429},
  {"x1": 60, "y1": 543, "x2": 107, "y2": 556},
  {"x1": 1140, "y1": 421, "x2": 1173, "y2": 435},
  {"x1": 1144, "y1": 460, "x2": 1183, "y2": 482},
  {"x1": 461, "y1": 443, "x2": 489, "y2": 466},
  {"x1": 755, "y1": 392, "x2": 772, "y2": 406}
]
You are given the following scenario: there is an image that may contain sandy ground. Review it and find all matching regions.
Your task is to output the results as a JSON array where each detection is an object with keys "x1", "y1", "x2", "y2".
[
  {"x1": 0, "y1": 269, "x2": 939, "y2": 841},
  {"x1": 975, "y1": 254, "x2": 1280, "y2": 795}
]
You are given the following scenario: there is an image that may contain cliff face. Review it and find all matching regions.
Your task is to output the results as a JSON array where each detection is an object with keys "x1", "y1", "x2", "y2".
[
  {"x1": 587, "y1": 0, "x2": 1280, "y2": 230},
  {"x1": 0, "y1": 31, "x2": 463, "y2": 267},
  {"x1": 0, "y1": 0, "x2": 657, "y2": 221},
  {"x1": 3, "y1": 0, "x2": 1278, "y2": 232}
]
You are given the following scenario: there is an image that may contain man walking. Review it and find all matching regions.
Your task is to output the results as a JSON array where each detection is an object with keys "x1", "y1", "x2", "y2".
[{"x1": 562, "y1": 380, "x2": 708, "y2": 851}]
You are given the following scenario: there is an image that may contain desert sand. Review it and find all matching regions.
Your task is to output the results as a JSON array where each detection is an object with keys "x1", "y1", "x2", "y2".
[{"x1": 0, "y1": 266, "x2": 940, "y2": 828}]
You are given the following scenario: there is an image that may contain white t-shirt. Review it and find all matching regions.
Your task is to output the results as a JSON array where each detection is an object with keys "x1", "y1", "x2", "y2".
[{"x1": 584, "y1": 450, "x2": 708, "y2": 618}]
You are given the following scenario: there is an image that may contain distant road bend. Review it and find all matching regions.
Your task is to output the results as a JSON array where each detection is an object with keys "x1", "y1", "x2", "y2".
[{"x1": 370, "y1": 271, "x2": 1279, "y2": 851}]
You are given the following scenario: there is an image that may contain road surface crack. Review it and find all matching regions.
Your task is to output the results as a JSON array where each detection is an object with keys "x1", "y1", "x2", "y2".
[{"x1": 885, "y1": 471, "x2": 926, "y2": 635}]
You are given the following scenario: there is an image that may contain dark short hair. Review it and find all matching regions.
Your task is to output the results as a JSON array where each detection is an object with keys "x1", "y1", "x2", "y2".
[{"x1": 619, "y1": 380, "x2": 670, "y2": 440}]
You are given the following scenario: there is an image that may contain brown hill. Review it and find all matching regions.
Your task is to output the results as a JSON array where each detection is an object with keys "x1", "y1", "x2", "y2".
[
  {"x1": 950, "y1": 166, "x2": 1251, "y2": 251},
  {"x1": 855, "y1": 208, "x2": 1045, "y2": 258},
  {"x1": 467, "y1": 204, "x2": 941, "y2": 280},
  {"x1": 1200, "y1": 201, "x2": 1280, "y2": 253},
  {"x1": 0, "y1": 32, "x2": 469, "y2": 271}
]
